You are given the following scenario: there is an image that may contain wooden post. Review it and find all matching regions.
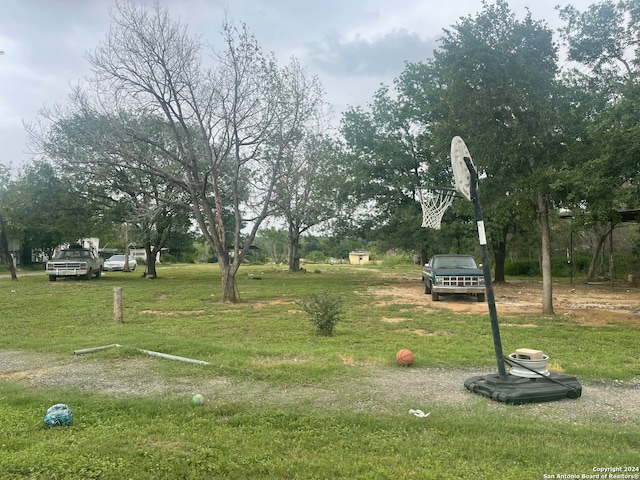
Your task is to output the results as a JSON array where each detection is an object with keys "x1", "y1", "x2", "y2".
[{"x1": 113, "y1": 286, "x2": 123, "y2": 323}]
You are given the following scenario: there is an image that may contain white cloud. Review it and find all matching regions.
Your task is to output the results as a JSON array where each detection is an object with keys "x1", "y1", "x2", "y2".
[{"x1": 305, "y1": 28, "x2": 436, "y2": 76}]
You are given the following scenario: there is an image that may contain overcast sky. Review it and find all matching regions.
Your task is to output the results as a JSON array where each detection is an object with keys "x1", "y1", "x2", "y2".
[{"x1": 0, "y1": 0, "x2": 594, "y2": 172}]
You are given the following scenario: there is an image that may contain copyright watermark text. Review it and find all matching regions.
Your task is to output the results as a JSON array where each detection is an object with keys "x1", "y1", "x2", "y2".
[{"x1": 543, "y1": 467, "x2": 639, "y2": 479}]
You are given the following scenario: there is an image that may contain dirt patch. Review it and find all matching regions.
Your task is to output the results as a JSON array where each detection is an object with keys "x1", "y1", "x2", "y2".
[{"x1": 370, "y1": 278, "x2": 640, "y2": 326}]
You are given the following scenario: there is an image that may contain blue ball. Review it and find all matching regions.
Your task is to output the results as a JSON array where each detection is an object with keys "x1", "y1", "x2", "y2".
[{"x1": 44, "y1": 403, "x2": 73, "y2": 427}]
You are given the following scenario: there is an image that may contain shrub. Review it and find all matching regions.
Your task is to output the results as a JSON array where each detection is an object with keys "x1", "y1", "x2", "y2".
[
  {"x1": 160, "y1": 253, "x2": 177, "y2": 264},
  {"x1": 504, "y1": 254, "x2": 601, "y2": 279},
  {"x1": 135, "y1": 257, "x2": 147, "y2": 266},
  {"x1": 298, "y1": 290, "x2": 344, "y2": 336},
  {"x1": 380, "y1": 254, "x2": 412, "y2": 266},
  {"x1": 504, "y1": 259, "x2": 539, "y2": 276},
  {"x1": 304, "y1": 251, "x2": 327, "y2": 264}
]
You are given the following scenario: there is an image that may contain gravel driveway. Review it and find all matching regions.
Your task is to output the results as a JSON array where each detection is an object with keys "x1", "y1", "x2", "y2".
[{"x1": 1, "y1": 349, "x2": 639, "y2": 426}]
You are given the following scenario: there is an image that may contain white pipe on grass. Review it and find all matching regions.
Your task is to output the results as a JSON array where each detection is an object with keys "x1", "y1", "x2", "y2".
[
  {"x1": 73, "y1": 344, "x2": 209, "y2": 365},
  {"x1": 74, "y1": 344, "x2": 122, "y2": 355},
  {"x1": 136, "y1": 348, "x2": 210, "y2": 365}
]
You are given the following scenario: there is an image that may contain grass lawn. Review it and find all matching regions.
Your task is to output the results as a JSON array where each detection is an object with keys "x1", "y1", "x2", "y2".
[{"x1": 1, "y1": 263, "x2": 639, "y2": 479}]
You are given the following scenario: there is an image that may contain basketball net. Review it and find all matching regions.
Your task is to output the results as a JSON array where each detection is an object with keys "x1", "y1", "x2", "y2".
[{"x1": 416, "y1": 187, "x2": 457, "y2": 230}]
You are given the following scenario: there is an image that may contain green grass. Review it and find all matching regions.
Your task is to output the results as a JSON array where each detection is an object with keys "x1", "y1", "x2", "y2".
[
  {"x1": 1, "y1": 383, "x2": 638, "y2": 479},
  {"x1": 1, "y1": 264, "x2": 639, "y2": 479}
]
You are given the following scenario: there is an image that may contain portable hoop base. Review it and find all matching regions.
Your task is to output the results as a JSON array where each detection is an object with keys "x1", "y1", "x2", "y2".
[{"x1": 464, "y1": 373, "x2": 582, "y2": 405}]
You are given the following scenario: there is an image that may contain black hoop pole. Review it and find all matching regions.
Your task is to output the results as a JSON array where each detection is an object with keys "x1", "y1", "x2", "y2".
[{"x1": 465, "y1": 157, "x2": 508, "y2": 380}]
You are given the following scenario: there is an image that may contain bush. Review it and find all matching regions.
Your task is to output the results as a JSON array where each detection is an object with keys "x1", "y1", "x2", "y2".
[
  {"x1": 304, "y1": 251, "x2": 327, "y2": 264},
  {"x1": 135, "y1": 257, "x2": 147, "y2": 266},
  {"x1": 160, "y1": 253, "x2": 177, "y2": 264},
  {"x1": 298, "y1": 290, "x2": 344, "y2": 337},
  {"x1": 504, "y1": 259, "x2": 539, "y2": 276},
  {"x1": 504, "y1": 254, "x2": 597, "y2": 278},
  {"x1": 380, "y1": 254, "x2": 412, "y2": 267}
]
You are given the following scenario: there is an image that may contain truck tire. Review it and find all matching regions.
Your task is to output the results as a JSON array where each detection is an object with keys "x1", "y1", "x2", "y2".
[
  {"x1": 84, "y1": 269, "x2": 92, "y2": 280},
  {"x1": 423, "y1": 278, "x2": 431, "y2": 294},
  {"x1": 431, "y1": 290, "x2": 439, "y2": 301},
  {"x1": 49, "y1": 275, "x2": 56, "y2": 282},
  {"x1": 477, "y1": 293, "x2": 485, "y2": 302},
  {"x1": 95, "y1": 268, "x2": 102, "y2": 279}
]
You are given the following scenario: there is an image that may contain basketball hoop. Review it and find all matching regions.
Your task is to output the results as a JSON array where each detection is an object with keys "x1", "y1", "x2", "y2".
[{"x1": 416, "y1": 187, "x2": 457, "y2": 230}]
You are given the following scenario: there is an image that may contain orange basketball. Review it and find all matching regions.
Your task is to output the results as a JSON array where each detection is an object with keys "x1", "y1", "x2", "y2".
[{"x1": 396, "y1": 349, "x2": 414, "y2": 366}]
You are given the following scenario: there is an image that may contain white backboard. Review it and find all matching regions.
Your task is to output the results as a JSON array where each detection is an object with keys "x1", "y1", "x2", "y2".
[{"x1": 450, "y1": 136, "x2": 476, "y2": 202}]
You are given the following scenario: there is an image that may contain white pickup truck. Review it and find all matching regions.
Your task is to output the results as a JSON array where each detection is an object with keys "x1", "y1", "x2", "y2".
[{"x1": 46, "y1": 246, "x2": 104, "y2": 281}]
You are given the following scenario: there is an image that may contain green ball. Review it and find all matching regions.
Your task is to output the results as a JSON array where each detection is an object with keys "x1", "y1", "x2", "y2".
[{"x1": 192, "y1": 394, "x2": 204, "y2": 406}]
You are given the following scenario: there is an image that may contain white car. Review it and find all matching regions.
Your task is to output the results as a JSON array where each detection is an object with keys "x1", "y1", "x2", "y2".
[{"x1": 103, "y1": 255, "x2": 138, "y2": 272}]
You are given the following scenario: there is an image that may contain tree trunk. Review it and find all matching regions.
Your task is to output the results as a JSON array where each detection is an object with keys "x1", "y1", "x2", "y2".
[
  {"x1": 144, "y1": 243, "x2": 157, "y2": 278},
  {"x1": 587, "y1": 238, "x2": 604, "y2": 281},
  {"x1": 587, "y1": 223, "x2": 613, "y2": 281},
  {"x1": 220, "y1": 266, "x2": 238, "y2": 302},
  {"x1": 0, "y1": 213, "x2": 18, "y2": 281},
  {"x1": 22, "y1": 244, "x2": 33, "y2": 266},
  {"x1": 492, "y1": 220, "x2": 512, "y2": 283},
  {"x1": 536, "y1": 195, "x2": 554, "y2": 314},
  {"x1": 493, "y1": 241, "x2": 506, "y2": 283},
  {"x1": 420, "y1": 247, "x2": 428, "y2": 266},
  {"x1": 288, "y1": 225, "x2": 301, "y2": 272}
]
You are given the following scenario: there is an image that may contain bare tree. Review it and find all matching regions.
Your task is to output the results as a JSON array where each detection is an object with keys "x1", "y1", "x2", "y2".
[
  {"x1": 34, "y1": 1, "x2": 319, "y2": 301},
  {"x1": 276, "y1": 134, "x2": 340, "y2": 272},
  {"x1": 266, "y1": 58, "x2": 336, "y2": 271}
]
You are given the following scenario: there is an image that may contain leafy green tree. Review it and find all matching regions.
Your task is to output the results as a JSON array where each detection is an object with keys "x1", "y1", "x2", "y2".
[
  {"x1": 10, "y1": 161, "x2": 97, "y2": 261},
  {"x1": 254, "y1": 227, "x2": 288, "y2": 264},
  {"x1": 559, "y1": 0, "x2": 639, "y2": 80},
  {"x1": 0, "y1": 161, "x2": 99, "y2": 275},
  {"x1": 338, "y1": 82, "x2": 447, "y2": 265},
  {"x1": 127, "y1": 186, "x2": 193, "y2": 278},
  {"x1": 275, "y1": 134, "x2": 341, "y2": 271},
  {"x1": 293, "y1": 234, "x2": 364, "y2": 263},
  {"x1": 162, "y1": 228, "x2": 197, "y2": 263},
  {"x1": 425, "y1": 0, "x2": 565, "y2": 313},
  {"x1": 558, "y1": 0, "x2": 640, "y2": 280},
  {"x1": 35, "y1": 111, "x2": 194, "y2": 278}
]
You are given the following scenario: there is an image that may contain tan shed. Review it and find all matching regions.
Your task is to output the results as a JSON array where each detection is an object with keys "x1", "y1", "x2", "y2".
[{"x1": 349, "y1": 250, "x2": 370, "y2": 264}]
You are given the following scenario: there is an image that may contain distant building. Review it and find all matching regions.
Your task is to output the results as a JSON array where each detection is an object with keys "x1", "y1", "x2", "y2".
[
  {"x1": 128, "y1": 246, "x2": 168, "y2": 263},
  {"x1": 52, "y1": 238, "x2": 100, "y2": 259},
  {"x1": 349, "y1": 250, "x2": 370, "y2": 264}
]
